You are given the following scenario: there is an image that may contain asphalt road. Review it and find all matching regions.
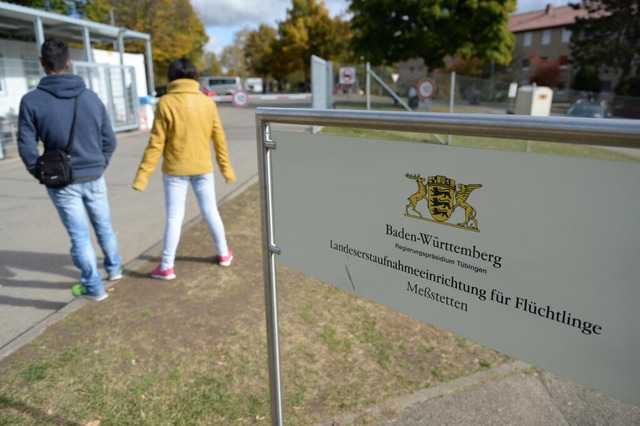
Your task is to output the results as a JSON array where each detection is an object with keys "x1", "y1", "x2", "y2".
[{"x1": 0, "y1": 100, "x2": 310, "y2": 359}]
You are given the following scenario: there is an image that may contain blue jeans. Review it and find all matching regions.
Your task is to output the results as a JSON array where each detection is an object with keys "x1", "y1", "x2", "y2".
[
  {"x1": 47, "y1": 176, "x2": 121, "y2": 293},
  {"x1": 161, "y1": 173, "x2": 228, "y2": 269}
]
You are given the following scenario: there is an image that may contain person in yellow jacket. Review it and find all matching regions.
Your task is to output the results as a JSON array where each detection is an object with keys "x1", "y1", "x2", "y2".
[{"x1": 133, "y1": 58, "x2": 236, "y2": 280}]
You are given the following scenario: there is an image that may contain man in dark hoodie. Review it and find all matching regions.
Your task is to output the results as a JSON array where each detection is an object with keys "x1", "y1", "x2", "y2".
[{"x1": 18, "y1": 38, "x2": 121, "y2": 302}]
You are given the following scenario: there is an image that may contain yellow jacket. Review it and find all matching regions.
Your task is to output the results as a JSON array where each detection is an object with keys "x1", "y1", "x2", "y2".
[{"x1": 133, "y1": 79, "x2": 236, "y2": 191}]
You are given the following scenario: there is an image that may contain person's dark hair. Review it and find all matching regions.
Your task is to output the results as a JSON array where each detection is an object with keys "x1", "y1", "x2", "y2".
[
  {"x1": 168, "y1": 58, "x2": 199, "y2": 82},
  {"x1": 41, "y1": 38, "x2": 69, "y2": 73}
]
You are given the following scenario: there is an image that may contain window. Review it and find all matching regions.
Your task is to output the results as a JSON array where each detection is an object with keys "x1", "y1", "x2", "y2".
[
  {"x1": 22, "y1": 57, "x2": 40, "y2": 90},
  {"x1": 541, "y1": 29, "x2": 551, "y2": 45},
  {"x1": 523, "y1": 32, "x2": 532, "y2": 46},
  {"x1": 562, "y1": 28, "x2": 571, "y2": 43},
  {"x1": 522, "y1": 58, "x2": 530, "y2": 70}
]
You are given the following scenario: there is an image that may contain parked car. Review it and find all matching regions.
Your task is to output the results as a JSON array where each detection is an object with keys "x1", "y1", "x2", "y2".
[
  {"x1": 199, "y1": 76, "x2": 242, "y2": 95},
  {"x1": 199, "y1": 84, "x2": 217, "y2": 97},
  {"x1": 566, "y1": 100, "x2": 611, "y2": 118}
]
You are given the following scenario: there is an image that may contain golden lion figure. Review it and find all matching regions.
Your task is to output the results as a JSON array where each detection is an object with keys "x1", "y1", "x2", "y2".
[{"x1": 453, "y1": 183, "x2": 482, "y2": 229}]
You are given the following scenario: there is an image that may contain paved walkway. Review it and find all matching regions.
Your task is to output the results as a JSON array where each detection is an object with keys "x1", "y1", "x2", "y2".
[
  {"x1": 0, "y1": 104, "x2": 262, "y2": 359},
  {"x1": 318, "y1": 360, "x2": 640, "y2": 425}
]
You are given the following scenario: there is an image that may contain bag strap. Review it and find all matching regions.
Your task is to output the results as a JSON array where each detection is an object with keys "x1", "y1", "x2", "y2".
[{"x1": 65, "y1": 96, "x2": 79, "y2": 155}]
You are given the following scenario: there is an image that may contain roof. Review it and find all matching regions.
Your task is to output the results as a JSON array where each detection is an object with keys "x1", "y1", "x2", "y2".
[
  {"x1": 508, "y1": 4, "x2": 589, "y2": 33},
  {"x1": 0, "y1": 1, "x2": 149, "y2": 44}
]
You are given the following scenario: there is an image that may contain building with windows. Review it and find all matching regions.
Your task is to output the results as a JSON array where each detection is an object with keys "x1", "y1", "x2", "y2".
[
  {"x1": 509, "y1": 4, "x2": 584, "y2": 95},
  {"x1": 508, "y1": 3, "x2": 619, "y2": 97}
]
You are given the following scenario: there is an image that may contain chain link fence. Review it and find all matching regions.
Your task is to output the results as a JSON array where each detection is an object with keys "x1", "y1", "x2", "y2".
[
  {"x1": 332, "y1": 63, "x2": 640, "y2": 119},
  {"x1": 333, "y1": 64, "x2": 514, "y2": 113}
]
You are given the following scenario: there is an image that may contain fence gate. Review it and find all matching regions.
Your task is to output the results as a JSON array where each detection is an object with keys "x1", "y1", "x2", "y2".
[{"x1": 73, "y1": 62, "x2": 140, "y2": 132}]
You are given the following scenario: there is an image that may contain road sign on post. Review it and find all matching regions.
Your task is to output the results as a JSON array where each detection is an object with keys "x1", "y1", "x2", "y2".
[
  {"x1": 339, "y1": 67, "x2": 356, "y2": 85},
  {"x1": 232, "y1": 89, "x2": 250, "y2": 108},
  {"x1": 417, "y1": 78, "x2": 437, "y2": 100}
]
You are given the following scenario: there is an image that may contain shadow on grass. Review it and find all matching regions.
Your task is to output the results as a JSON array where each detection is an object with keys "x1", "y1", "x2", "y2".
[{"x1": 0, "y1": 394, "x2": 82, "y2": 425}]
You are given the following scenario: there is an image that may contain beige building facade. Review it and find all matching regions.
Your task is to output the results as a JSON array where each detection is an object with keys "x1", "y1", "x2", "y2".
[{"x1": 508, "y1": 4, "x2": 619, "y2": 96}]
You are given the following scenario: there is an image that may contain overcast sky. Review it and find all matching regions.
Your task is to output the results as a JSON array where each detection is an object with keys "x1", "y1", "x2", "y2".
[{"x1": 191, "y1": 0, "x2": 571, "y2": 55}]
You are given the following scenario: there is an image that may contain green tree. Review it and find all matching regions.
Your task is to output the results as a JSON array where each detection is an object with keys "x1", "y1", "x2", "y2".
[
  {"x1": 274, "y1": 0, "x2": 353, "y2": 85},
  {"x1": 220, "y1": 28, "x2": 249, "y2": 77},
  {"x1": 348, "y1": 0, "x2": 515, "y2": 72},
  {"x1": 569, "y1": 0, "x2": 639, "y2": 90},
  {"x1": 85, "y1": 0, "x2": 208, "y2": 84},
  {"x1": 244, "y1": 24, "x2": 278, "y2": 78},
  {"x1": 572, "y1": 65, "x2": 602, "y2": 92},
  {"x1": 200, "y1": 52, "x2": 222, "y2": 78}
]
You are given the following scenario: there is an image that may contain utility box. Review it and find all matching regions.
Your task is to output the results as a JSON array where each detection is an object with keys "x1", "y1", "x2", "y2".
[{"x1": 514, "y1": 85, "x2": 553, "y2": 116}]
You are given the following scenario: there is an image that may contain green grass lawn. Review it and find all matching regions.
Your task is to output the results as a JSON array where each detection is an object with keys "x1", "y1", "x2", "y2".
[{"x1": 319, "y1": 123, "x2": 640, "y2": 163}]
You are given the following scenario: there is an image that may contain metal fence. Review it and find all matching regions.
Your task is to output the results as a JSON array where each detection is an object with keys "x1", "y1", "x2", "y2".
[
  {"x1": 332, "y1": 63, "x2": 640, "y2": 119},
  {"x1": 0, "y1": 57, "x2": 139, "y2": 159},
  {"x1": 73, "y1": 61, "x2": 140, "y2": 132}
]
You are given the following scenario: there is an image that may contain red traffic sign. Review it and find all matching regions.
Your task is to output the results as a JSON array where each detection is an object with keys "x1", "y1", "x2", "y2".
[
  {"x1": 417, "y1": 78, "x2": 436, "y2": 100},
  {"x1": 339, "y1": 67, "x2": 356, "y2": 85},
  {"x1": 232, "y1": 89, "x2": 250, "y2": 108}
]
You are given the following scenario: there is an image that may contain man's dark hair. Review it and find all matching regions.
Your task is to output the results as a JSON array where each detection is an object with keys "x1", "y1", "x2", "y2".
[
  {"x1": 168, "y1": 58, "x2": 199, "y2": 82},
  {"x1": 41, "y1": 38, "x2": 69, "y2": 72}
]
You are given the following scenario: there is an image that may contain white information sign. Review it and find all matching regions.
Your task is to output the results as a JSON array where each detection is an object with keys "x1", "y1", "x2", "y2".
[{"x1": 270, "y1": 130, "x2": 640, "y2": 406}]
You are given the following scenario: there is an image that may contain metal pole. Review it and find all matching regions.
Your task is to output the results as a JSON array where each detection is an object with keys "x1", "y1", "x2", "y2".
[
  {"x1": 145, "y1": 39, "x2": 155, "y2": 96},
  {"x1": 448, "y1": 71, "x2": 456, "y2": 145},
  {"x1": 254, "y1": 108, "x2": 640, "y2": 149},
  {"x1": 369, "y1": 69, "x2": 412, "y2": 111},
  {"x1": 33, "y1": 17, "x2": 45, "y2": 78},
  {"x1": 366, "y1": 62, "x2": 371, "y2": 111},
  {"x1": 526, "y1": 83, "x2": 537, "y2": 152},
  {"x1": 256, "y1": 117, "x2": 284, "y2": 426}
]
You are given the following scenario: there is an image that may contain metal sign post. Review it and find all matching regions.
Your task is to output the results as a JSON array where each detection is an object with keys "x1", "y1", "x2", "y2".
[
  {"x1": 256, "y1": 109, "x2": 640, "y2": 423},
  {"x1": 256, "y1": 119, "x2": 284, "y2": 426}
]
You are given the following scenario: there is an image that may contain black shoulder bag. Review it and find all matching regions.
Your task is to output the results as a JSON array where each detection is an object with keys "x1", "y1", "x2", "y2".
[{"x1": 36, "y1": 96, "x2": 78, "y2": 188}]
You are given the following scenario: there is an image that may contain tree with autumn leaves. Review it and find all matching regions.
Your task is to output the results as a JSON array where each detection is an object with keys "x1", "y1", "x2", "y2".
[
  {"x1": 4, "y1": 0, "x2": 208, "y2": 85},
  {"x1": 84, "y1": 0, "x2": 207, "y2": 84},
  {"x1": 240, "y1": 0, "x2": 352, "y2": 89}
]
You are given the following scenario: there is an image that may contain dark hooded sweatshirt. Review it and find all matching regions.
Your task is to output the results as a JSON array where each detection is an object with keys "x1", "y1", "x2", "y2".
[{"x1": 18, "y1": 73, "x2": 117, "y2": 181}]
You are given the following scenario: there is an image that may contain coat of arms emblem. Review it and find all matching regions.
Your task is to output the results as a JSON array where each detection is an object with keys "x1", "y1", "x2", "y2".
[{"x1": 405, "y1": 174, "x2": 482, "y2": 232}]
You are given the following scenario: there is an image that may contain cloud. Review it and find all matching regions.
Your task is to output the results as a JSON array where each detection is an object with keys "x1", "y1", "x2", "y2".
[
  {"x1": 194, "y1": 0, "x2": 568, "y2": 56},
  {"x1": 192, "y1": 0, "x2": 565, "y2": 30},
  {"x1": 191, "y1": 0, "x2": 291, "y2": 28},
  {"x1": 191, "y1": 0, "x2": 350, "y2": 28},
  {"x1": 192, "y1": 0, "x2": 351, "y2": 54}
]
